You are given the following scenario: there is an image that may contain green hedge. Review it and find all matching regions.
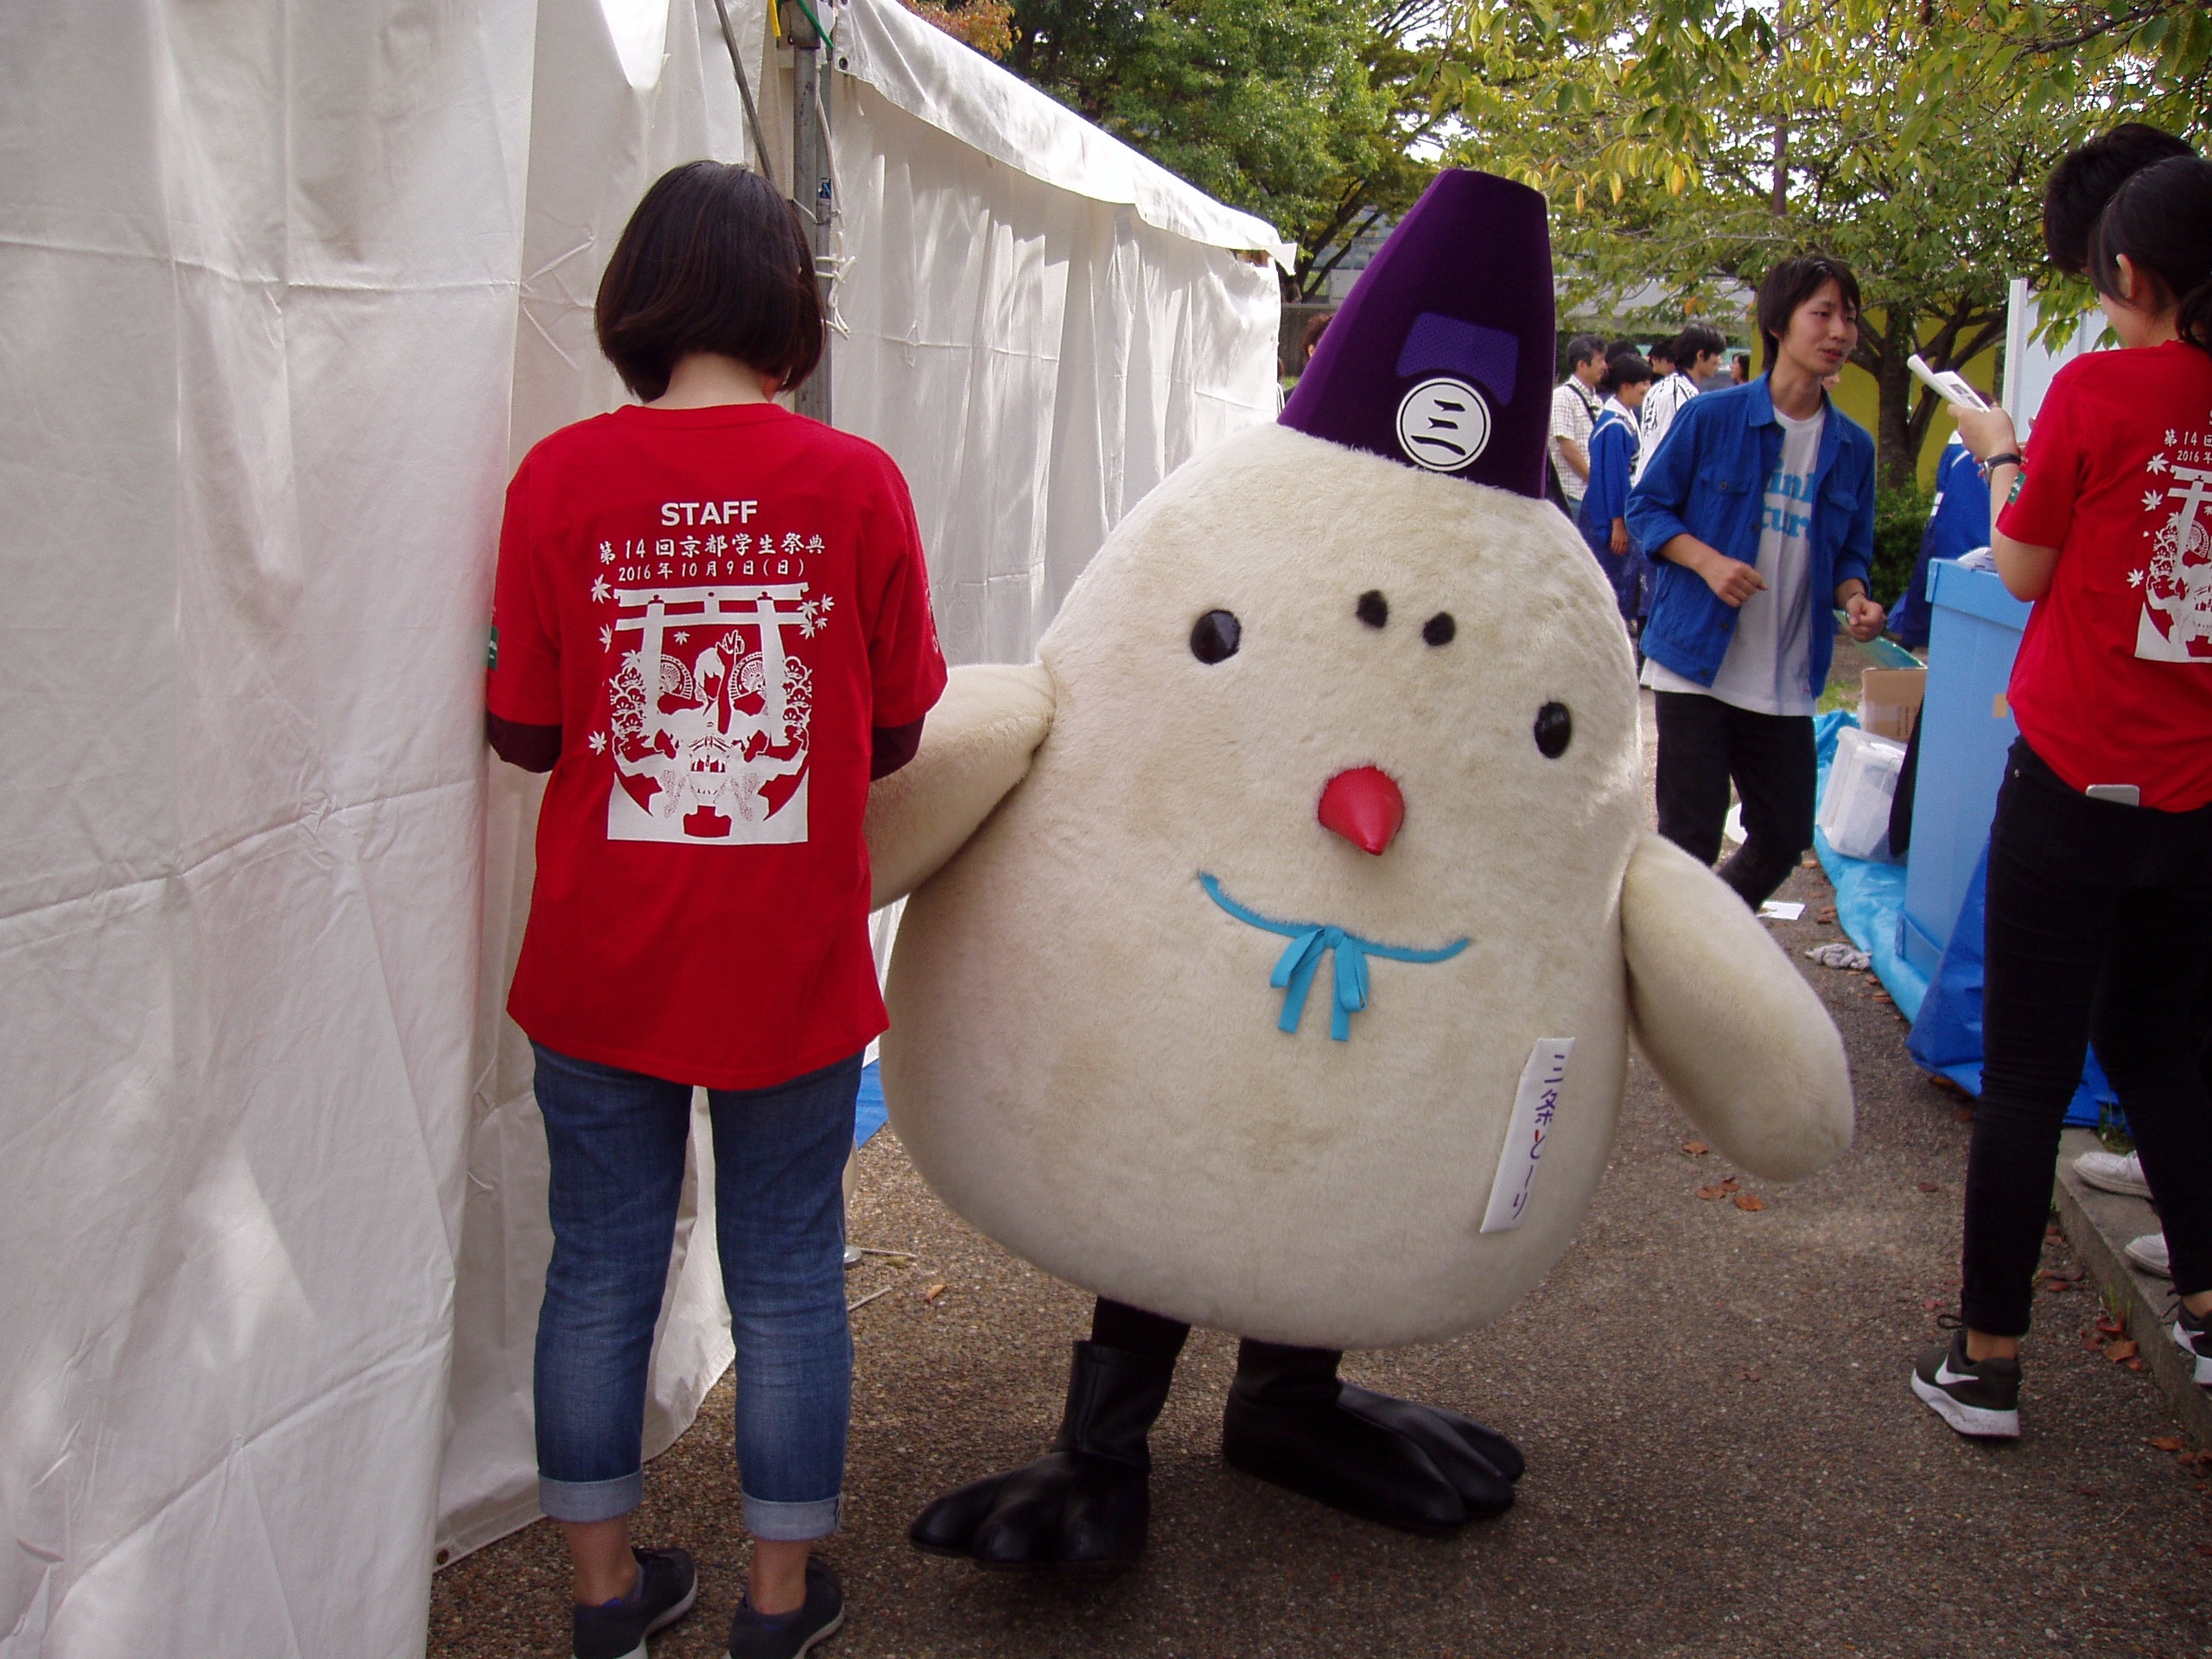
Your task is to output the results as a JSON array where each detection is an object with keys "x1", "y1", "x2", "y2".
[{"x1": 1872, "y1": 480, "x2": 1934, "y2": 611}]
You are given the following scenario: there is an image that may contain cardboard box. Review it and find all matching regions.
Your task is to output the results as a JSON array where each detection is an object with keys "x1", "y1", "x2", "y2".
[{"x1": 1860, "y1": 665, "x2": 1926, "y2": 740}]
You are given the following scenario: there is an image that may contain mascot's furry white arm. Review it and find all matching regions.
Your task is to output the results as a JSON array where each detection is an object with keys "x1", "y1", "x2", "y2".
[
  {"x1": 1620, "y1": 830, "x2": 1853, "y2": 1181},
  {"x1": 867, "y1": 664, "x2": 1054, "y2": 909}
]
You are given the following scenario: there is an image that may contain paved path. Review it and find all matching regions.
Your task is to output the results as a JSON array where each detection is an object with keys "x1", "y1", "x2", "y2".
[{"x1": 430, "y1": 683, "x2": 2212, "y2": 1658}]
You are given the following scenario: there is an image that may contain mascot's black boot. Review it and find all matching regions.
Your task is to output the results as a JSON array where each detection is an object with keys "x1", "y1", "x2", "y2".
[
  {"x1": 1220, "y1": 1339, "x2": 1523, "y2": 1534},
  {"x1": 908, "y1": 1339, "x2": 1175, "y2": 1567}
]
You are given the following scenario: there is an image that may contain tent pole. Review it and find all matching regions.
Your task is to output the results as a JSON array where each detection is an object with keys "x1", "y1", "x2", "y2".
[
  {"x1": 710, "y1": 0, "x2": 778, "y2": 191},
  {"x1": 781, "y1": 1, "x2": 832, "y2": 427}
]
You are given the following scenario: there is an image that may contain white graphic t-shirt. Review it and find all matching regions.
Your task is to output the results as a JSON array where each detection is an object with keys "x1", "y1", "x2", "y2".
[{"x1": 1644, "y1": 406, "x2": 1825, "y2": 715}]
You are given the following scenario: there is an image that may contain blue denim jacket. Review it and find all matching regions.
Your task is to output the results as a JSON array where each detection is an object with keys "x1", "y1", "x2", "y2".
[{"x1": 1624, "y1": 376, "x2": 1875, "y2": 700}]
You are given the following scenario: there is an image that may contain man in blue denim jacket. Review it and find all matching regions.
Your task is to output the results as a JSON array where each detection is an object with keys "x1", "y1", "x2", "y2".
[{"x1": 1626, "y1": 255, "x2": 1886, "y2": 908}]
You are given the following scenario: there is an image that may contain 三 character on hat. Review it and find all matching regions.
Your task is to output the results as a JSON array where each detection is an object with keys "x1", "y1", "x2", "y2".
[{"x1": 863, "y1": 170, "x2": 1854, "y2": 1565}]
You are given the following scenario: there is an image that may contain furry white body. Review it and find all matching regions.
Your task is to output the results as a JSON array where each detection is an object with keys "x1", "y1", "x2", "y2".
[{"x1": 875, "y1": 423, "x2": 1851, "y2": 1351}]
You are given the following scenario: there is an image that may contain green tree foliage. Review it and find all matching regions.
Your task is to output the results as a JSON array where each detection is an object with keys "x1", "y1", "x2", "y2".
[
  {"x1": 994, "y1": 0, "x2": 1454, "y2": 299},
  {"x1": 1441, "y1": 0, "x2": 2206, "y2": 486}
]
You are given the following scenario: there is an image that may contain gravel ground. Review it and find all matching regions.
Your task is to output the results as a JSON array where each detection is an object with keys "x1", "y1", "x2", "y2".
[{"x1": 429, "y1": 660, "x2": 2212, "y2": 1658}]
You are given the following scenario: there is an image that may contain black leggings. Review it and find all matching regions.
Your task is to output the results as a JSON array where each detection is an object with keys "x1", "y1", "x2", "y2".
[
  {"x1": 1652, "y1": 690, "x2": 1817, "y2": 910},
  {"x1": 1962, "y1": 741, "x2": 2212, "y2": 1336}
]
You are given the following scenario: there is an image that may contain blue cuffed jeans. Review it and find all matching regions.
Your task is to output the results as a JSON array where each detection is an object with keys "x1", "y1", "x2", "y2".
[{"x1": 530, "y1": 1042, "x2": 860, "y2": 1541}]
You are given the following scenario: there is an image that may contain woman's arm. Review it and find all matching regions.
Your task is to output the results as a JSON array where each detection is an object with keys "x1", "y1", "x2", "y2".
[{"x1": 1953, "y1": 408, "x2": 2062, "y2": 601}]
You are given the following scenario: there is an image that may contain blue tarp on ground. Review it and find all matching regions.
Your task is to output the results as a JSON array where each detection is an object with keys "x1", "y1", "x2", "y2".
[
  {"x1": 1811, "y1": 711, "x2": 2112, "y2": 1128},
  {"x1": 857, "y1": 1061, "x2": 889, "y2": 1146}
]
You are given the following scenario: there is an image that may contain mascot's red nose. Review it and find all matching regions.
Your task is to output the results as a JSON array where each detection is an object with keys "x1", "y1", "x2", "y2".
[{"x1": 1317, "y1": 766, "x2": 1406, "y2": 855}]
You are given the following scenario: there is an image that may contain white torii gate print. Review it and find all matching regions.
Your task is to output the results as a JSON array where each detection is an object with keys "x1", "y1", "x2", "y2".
[{"x1": 607, "y1": 583, "x2": 822, "y2": 844}]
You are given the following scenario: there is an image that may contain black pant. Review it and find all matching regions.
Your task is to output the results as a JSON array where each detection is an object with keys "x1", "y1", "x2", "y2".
[
  {"x1": 1090, "y1": 1297, "x2": 1338, "y2": 1376},
  {"x1": 1652, "y1": 690, "x2": 1816, "y2": 909},
  {"x1": 1963, "y1": 741, "x2": 2212, "y2": 1336}
]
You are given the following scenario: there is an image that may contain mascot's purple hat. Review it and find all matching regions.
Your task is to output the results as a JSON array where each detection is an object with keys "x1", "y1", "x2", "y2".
[{"x1": 1281, "y1": 168, "x2": 1554, "y2": 499}]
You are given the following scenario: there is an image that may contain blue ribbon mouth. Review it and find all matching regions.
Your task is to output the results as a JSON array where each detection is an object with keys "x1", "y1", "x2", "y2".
[{"x1": 1198, "y1": 873, "x2": 1471, "y2": 1041}]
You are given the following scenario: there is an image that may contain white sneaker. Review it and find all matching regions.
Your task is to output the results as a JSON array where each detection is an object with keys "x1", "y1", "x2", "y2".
[
  {"x1": 2125, "y1": 1230, "x2": 2171, "y2": 1278},
  {"x1": 2074, "y1": 1148, "x2": 2151, "y2": 1198}
]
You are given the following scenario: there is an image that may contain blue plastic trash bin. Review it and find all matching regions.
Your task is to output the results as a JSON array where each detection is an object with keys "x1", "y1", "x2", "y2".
[{"x1": 1898, "y1": 562, "x2": 2032, "y2": 977}]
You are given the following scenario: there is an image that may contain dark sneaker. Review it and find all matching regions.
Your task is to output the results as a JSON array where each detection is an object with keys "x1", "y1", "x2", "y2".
[
  {"x1": 1911, "y1": 1326, "x2": 2021, "y2": 1439},
  {"x1": 2172, "y1": 1301, "x2": 2212, "y2": 1387},
  {"x1": 727, "y1": 1558, "x2": 845, "y2": 1659},
  {"x1": 572, "y1": 1547, "x2": 697, "y2": 1659}
]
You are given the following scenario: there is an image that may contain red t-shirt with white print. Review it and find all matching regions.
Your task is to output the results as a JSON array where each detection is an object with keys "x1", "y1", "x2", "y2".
[
  {"x1": 1999, "y1": 340, "x2": 2212, "y2": 811},
  {"x1": 488, "y1": 402, "x2": 947, "y2": 1089}
]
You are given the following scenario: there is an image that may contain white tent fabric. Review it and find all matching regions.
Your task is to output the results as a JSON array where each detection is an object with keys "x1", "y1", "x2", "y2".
[
  {"x1": 0, "y1": 3, "x2": 534, "y2": 1652},
  {"x1": 3, "y1": 0, "x2": 1278, "y2": 1643},
  {"x1": 437, "y1": 0, "x2": 766, "y2": 1567}
]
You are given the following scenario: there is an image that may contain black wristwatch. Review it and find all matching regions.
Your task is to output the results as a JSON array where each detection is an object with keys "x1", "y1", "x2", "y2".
[{"x1": 1980, "y1": 452, "x2": 2023, "y2": 477}]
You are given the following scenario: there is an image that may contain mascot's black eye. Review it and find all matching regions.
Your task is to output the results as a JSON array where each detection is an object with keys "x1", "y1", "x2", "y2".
[
  {"x1": 1356, "y1": 590, "x2": 1389, "y2": 628},
  {"x1": 1423, "y1": 612, "x2": 1456, "y2": 645},
  {"x1": 1190, "y1": 609, "x2": 1241, "y2": 664},
  {"x1": 1534, "y1": 702, "x2": 1573, "y2": 759}
]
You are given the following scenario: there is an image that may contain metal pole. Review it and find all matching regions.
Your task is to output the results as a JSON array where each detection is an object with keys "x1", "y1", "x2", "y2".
[{"x1": 782, "y1": 1, "x2": 832, "y2": 426}]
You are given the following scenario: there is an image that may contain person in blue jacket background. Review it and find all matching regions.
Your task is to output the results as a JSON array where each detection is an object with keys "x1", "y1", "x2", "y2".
[
  {"x1": 1577, "y1": 353, "x2": 1656, "y2": 626},
  {"x1": 1626, "y1": 254, "x2": 1887, "y2": 909},
  {"x1": 1889, "y1": 433, "x2": 1992, "y2": 650}
]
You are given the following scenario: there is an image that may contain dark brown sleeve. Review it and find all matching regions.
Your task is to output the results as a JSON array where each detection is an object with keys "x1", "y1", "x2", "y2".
[
  {"x1": 486, "y1": 712, "x2": 562, "y2": 773},
  {"x1": 870, "y1": 716, "x2": 925, "y2": 780}
]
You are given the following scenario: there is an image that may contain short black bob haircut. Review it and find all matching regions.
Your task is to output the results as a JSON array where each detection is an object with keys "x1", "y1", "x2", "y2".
[
  {"x1": 2088, "y1": 155, "x2": 2212, "y2": 355},
  {"x1": 2044, "y1": 123, "x2": 2194, "y2": 276},
  {"x1": 596, "y1": 161, "x2": 823, "y2": 403},
  {"x1": 1599, "y1": 353, "x2": 1654, "y2": 397},
  {"x1": 1756, "y1": 254, "x2": 1860, "y2": 371}
]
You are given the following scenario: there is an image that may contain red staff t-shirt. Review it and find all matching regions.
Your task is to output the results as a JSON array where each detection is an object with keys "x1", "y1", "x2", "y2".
[
  {"x1": 488, "y1": 402, "x2": 947, "y2": 1088},
  {"x1": 1999, "y1": 340, "x2": 2212, "y2": 811}
]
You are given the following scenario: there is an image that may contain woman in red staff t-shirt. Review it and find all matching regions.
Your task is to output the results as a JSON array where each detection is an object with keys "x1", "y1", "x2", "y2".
[
  {"x1": 486, "y1": 162, "x2": 946, "y2": 1659},
  {"x1": 1910, "y1": 155, "x2": 2212, "y2": 1441}
]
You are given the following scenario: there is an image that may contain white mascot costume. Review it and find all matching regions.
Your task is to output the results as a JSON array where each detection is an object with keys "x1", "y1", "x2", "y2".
[{"x1": 863, "y1": 170, "x2": 1853, "y2": 1565}]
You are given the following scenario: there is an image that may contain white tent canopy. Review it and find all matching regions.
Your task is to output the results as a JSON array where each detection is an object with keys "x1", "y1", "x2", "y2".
[{"x1": 1, "y1": 0, "x2": 1279, "y2": 1647}]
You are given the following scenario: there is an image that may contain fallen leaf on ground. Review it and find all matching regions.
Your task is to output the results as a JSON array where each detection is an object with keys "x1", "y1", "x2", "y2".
[
  {"x1": 1733, "y1": 1192, "x2": 1765, "y2": 1211},
  {"x1": 923, "y1": 1282, "x2": 948, "y2": 1305},
  {"x1": 1741, "y1": 1365, "x2": 1764, "y2": 1382},
  {"x1": 1916, "y1": 1181, "x2": 1941, "y2": 1193},
  {"x1": 1681, "y1": 1141, "x2": 1710, "y2": 1156},
  {"x1": 2126, "y1": 1357, "x2": 2145, "y2": 1372},
  {"x1": 1924, "y1": 1298, "x2": 1942, "y2": 1312},
  {"x1": 2097, "y1": 1314, "x2": 2126, "y2": 1336},
  {"x1": 1696, "y1": 1185, "x2": 1726, "y2": 1201},
  {"x1": 2105, "y1": 1339, "x2": 2139, "y2": 1363},
  {"x1": 1719, "y1": 1177, "x2": 1739, "y2": 1192},
  {"x1": 2082, "y1": 1329, "x2": 2104, "y2": 1350},
  {"x1": 2151, "y1": 1437, "x2": 2184, "y2": 1452}
]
